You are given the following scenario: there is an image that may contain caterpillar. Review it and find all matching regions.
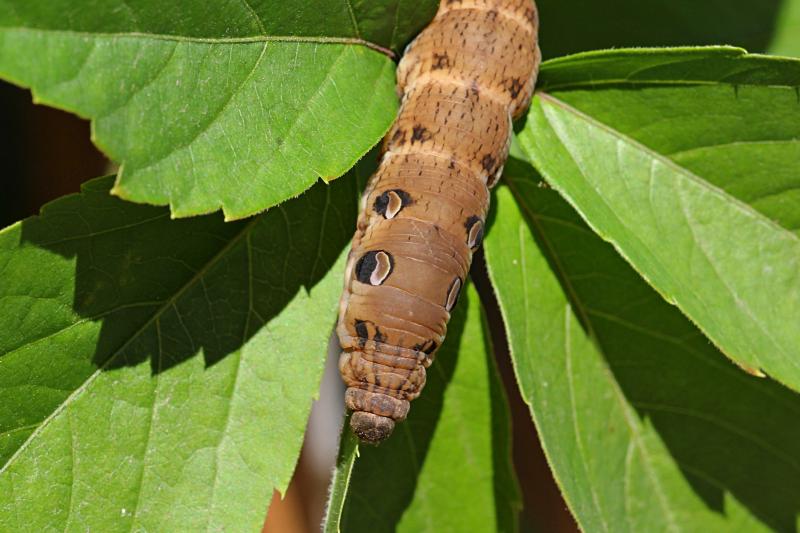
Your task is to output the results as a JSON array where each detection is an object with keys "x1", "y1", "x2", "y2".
[{"x1": 337, "y1": 0, "x2": 541, "y2": 443}]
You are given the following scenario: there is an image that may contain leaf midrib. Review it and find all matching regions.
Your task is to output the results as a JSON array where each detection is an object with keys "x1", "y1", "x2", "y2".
[
  {"x1": 0, "y1": 26, "x2": 395, "y2": 57},
  {"x1": 668, "y1": 138, "x2": 800, "y2": 157}
]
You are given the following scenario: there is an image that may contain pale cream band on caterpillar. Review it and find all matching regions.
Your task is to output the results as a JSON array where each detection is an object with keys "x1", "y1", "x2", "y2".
[{"x1": 337, "y1": 0, "x2": 541, "y2": 443}]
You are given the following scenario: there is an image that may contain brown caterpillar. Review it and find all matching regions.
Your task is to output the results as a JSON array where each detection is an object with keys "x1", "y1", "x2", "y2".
[{"x1": 337, "y1": 0, "x2": 541, "y2": 443}]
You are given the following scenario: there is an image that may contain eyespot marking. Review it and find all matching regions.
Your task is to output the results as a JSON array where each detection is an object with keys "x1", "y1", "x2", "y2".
[
  {"x1": 465, "y1": 216, "x2": 484, "y2": 249},
  {"x1": 445, "y1": 277, "x2": 462, "y2": 311},
  {"x1": 355, "y1": 250, "x2": 394, "y2": 286},
  {"x1": 374, "y1": 189, "x2": 411, "y2": 219}
]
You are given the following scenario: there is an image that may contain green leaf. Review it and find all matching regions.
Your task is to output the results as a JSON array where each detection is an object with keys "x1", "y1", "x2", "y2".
[
  {"x1": 0, "y1": 163, "x2": 366, "y2": 530},
  {"x1": 485, "y1": 160, "x2": 800, "y2": 532},
  {"x1": 771, "y1": 0, "x2": 800, "y2": 56},
  {"x1": 0, "y1": 0, "x2": 438, "y2": 219},
  {"x1": 536, "y1": 0, "x2": 793, "y2": 59},
  {"x1": 324, "y1": 285, "x2": 520, "y2": 533},
  {"x1": 521, "y1": 46, "x2": 800, "y2": 390}
]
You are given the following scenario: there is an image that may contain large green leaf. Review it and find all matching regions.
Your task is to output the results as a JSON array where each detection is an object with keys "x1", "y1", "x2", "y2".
[
  {"x1": 0, "y1": 162, "x2": 367, "y2": 530},
  {"x1": 0, "y1": 0, "x2": 437, "y2": 219},
  {"x1": 485, "y1": 160, "x2": 800, "y2": 532},
  {"x1": 324, "y1": 285, "x2": 520, "y2": 533},
  {"x1": 521, "y1": 47, "x2": 800, "y2": 390},
  {"x1": 536, "y1": 0, "x2": 791, "y2": 60}
]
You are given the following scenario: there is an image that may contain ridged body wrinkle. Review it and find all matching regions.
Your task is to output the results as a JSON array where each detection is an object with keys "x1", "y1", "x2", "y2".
[{"x1": 337, "y1": 0, "x2": 541, "y2": 443}]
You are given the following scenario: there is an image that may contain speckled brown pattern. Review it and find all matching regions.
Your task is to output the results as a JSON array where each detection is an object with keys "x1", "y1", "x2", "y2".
[{"x1": 338, "y1": 0, "x2": 540, "y2": 443}]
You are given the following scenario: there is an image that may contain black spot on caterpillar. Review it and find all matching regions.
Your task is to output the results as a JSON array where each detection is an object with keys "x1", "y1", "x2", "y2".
[
  {"x1": 432, "y1": 52, "x2": 451, "y2": 70},
  {"x1": 354, "y1": 320, "x2": 369, "y2": 347},
  {"x1": 411, "y1": 124, "x2": 432, "y2": 143},
  {"x1": 391, "y1": 128, "x2": 407, "y2": 145},
  {"x1": 480, "y1": 153, "x2": 497, "y2": 175},
  {"x1": 413, "y1": 339, "x2": 438, "y2": 355},
  {"x1": 507, "y1": 77, "x2": 524, "y2": 98}
]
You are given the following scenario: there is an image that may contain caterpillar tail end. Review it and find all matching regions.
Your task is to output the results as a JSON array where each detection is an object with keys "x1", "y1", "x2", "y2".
[
  {"x1": 350, "y1": 411, "x2": 395, "y2": 444},
  {"x1": 342, "y1": 385, "x2": 411, "y2": 444}
]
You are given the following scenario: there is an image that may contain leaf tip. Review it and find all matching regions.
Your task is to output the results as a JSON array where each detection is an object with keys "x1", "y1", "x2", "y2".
[{"x1": 734, "y1": 361, "x2": 767, "y2": 378}]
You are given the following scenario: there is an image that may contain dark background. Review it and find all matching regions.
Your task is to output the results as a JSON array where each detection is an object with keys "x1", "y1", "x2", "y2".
[{"x1": 0, "y1": 83, "x2": 108, "y2": 227}]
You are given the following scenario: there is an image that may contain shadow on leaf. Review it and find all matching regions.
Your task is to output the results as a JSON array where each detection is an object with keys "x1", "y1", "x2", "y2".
[
  {"x1": 14, "y1": 154, "x2": 378, "y2": 375},
  {"x1": 537, "y1": 0, "x2": 785, "y2": 60}
]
